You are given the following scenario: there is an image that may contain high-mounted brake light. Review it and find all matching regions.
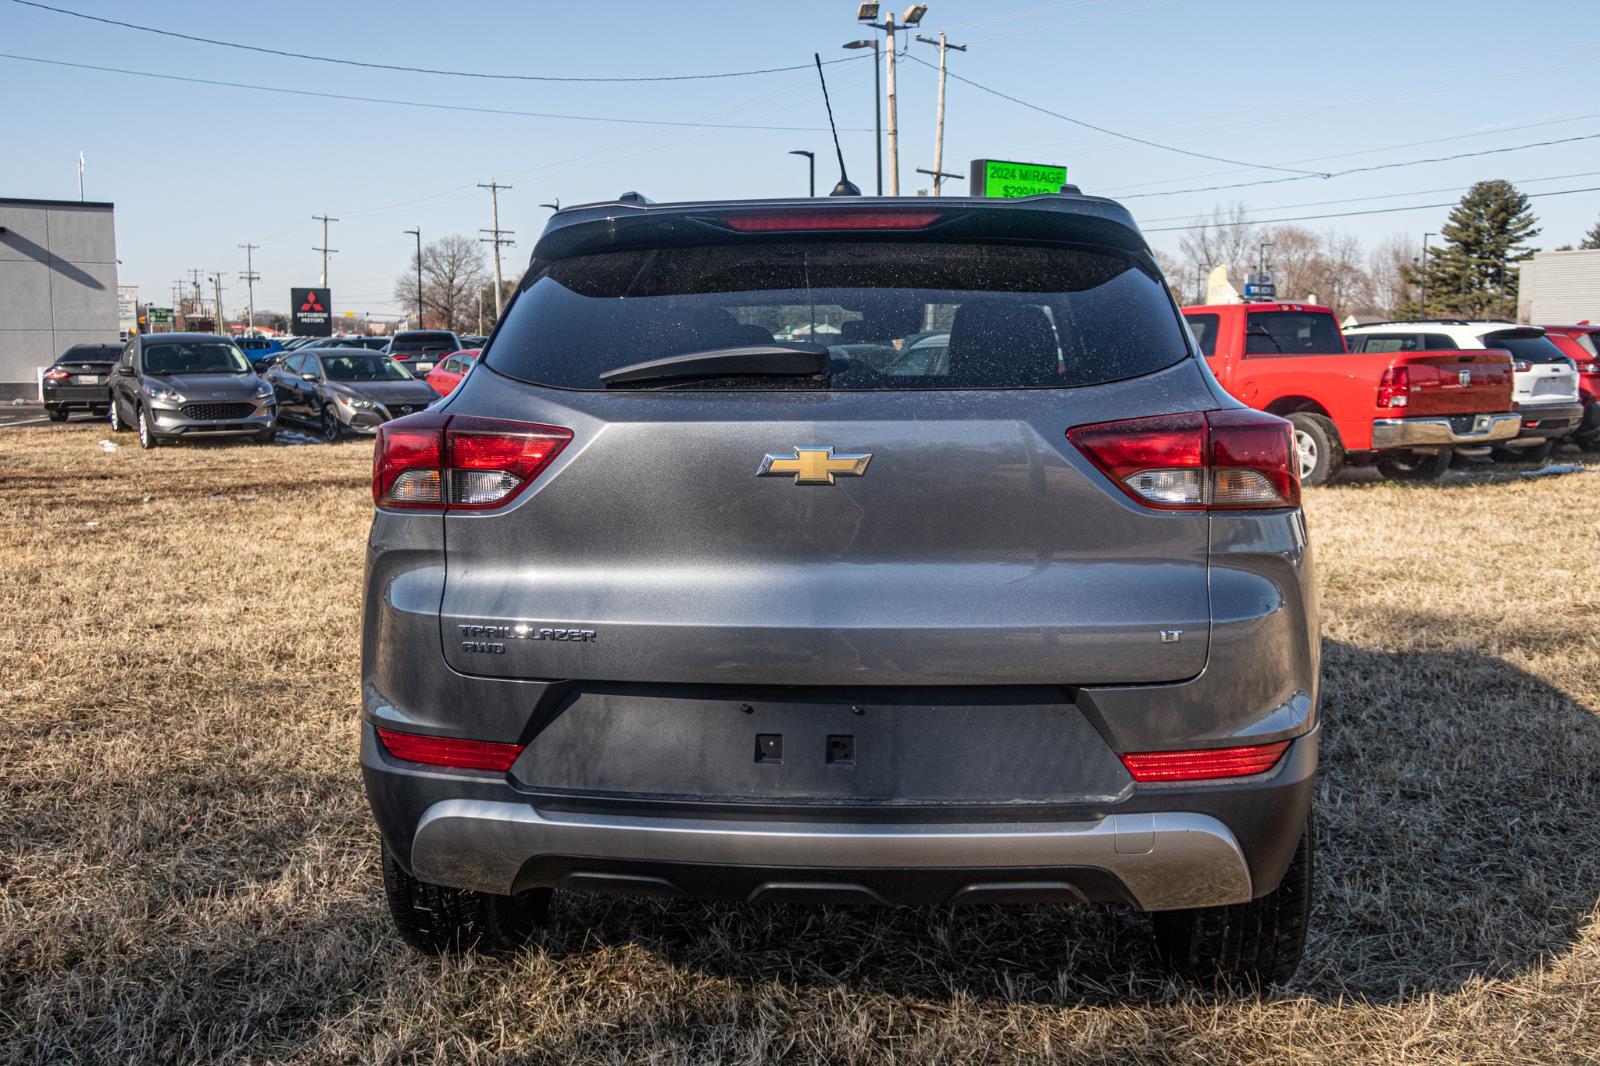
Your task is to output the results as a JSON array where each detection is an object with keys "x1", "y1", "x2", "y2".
[
  {"x1": 1066, "y1": 409, "x2": 1299, "y2": 511},
  {"x1": 373, "y1": 412, "x2": 571, "y2": 511},
  {"x1": 1120, "y1": 741, "x2": 1290, "y2": 782},
  {"x1": 721, "y1": 210, "x2": 941, "y2": 232},
  {"x1": 375, "y1": 727, "x2": 525, "y2": 772},
  {"x1": 1376, "y1": 366, "x2": 1409, "y2": 408}
]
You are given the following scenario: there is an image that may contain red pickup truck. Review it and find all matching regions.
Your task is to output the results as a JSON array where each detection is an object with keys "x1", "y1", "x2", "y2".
[{"x1": 1181, "y1": 302, "x2": 1518, "y2": 484}]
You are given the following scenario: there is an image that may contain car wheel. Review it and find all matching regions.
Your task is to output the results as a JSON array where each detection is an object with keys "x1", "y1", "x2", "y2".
[
  {"x1": 1287, "y1": 413, "x2": 1343, "y2": 487},
  {"x1": 46, "y1": 405, "x2": 68, "y2": 422},
  {"x1": 137, "y1": 403, "x2": 160, "y2": 449},
  {"x1": 108, "y1": 397, "x2": 127, "y2": 432},
  {"x1": 1377, "y1": 448, "x2": 1452, "y2": 481},
  {"x1": 1152, "y1": 814, "x2": 1313, "y2": 989},
  {"x1": 320, "y1": 404, "x2": 343, "y2": 442},
  {"x1": 380, "y1": 838, "x2": 549, "y2": 955},
  {"x1": 1491, "y1": 439, "x2": 1554, "y2": 464},
  {"x1": 1579, "y1": 434, "x2": 1600, "y2": 454}
]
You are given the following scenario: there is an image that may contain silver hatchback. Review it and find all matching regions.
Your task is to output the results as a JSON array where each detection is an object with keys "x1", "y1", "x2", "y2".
[{"x1": 360, "y1": 194, "x2": 1319, "y2": 985}]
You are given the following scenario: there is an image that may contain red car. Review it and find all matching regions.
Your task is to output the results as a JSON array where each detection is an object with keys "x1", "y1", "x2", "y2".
[
  {"x1": 1537, "y1": 325, "x2": 1600, "y2": 450},
  {"x1": 424, "y1": 349, "x2": 479, "y2": 397}
]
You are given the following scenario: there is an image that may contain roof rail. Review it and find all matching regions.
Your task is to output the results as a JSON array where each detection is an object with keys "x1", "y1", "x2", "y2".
[{"x1": 1346, "y1": 318, "x2": 1476, "y2": 328}]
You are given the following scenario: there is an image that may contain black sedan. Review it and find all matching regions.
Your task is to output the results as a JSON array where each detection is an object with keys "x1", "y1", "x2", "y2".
[
  {"x1": 266, "y1": 348, "x2": 438, "y2": 440},
  {"x1": 43, "y1": 342, "x2": 122, "y2": 420}
]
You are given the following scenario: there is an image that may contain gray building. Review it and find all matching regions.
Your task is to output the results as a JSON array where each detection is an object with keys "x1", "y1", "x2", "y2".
[
  {"x1": 1517, "y1": 249, "x2": 1600, "y2": 325},
  {"x1": 0, "y1": 197, "x2": 120, "y2": 400}
]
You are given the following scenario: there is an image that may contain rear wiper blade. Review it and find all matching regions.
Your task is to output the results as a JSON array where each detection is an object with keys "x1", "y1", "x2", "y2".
[{"x1": 600, "y1": 343, "x2": 829, "y2": 387}]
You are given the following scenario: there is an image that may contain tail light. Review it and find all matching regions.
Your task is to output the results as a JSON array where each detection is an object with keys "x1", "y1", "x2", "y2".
[
  {"x1": 43, "y1": 368, "x2": 72, "y2": 381},
  {"x1": 1120, "y1": 741, "x2": 1290, "y2": 782},
  {"x1": 1512, "y1": 360, "x2": 1532, "y2": 372},
  {"x1": 1376, "y1": 366, "x2": 1409, "y2": 408},
  {"x1": 1067, "y1": 409, "x2": 1299, "y2": 511},
  {"x1": 375, "y1": 727, "x2": 524, "y2": 772},
  {"x1": 373, "y1": 412, "x2": 571, "y2": 510},
  {"x1": 1577, "y1": 361, "x2": 1600, "y2": 373}
]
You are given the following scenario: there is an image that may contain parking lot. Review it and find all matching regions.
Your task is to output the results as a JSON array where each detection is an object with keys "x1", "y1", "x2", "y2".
[{"x1": 4, "y1": 423, "x2": 1598, "y2": 1064}]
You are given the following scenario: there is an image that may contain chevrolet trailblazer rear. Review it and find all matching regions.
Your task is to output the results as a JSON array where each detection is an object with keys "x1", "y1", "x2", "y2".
[{"x1": 360, "y1": 193, "x2": 1320, "y2": 985}]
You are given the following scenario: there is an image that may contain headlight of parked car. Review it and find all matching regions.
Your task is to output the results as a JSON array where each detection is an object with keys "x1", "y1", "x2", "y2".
[
  {"x1": 337, "y1": 395, "x2": 378, "y2": 409},
  {"x1": 144, "y1": 382, "x2": 184, "y2": 403}
]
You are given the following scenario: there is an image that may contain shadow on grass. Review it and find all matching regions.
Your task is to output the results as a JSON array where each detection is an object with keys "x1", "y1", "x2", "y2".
[{"x1": 525, "y1": 636, "x2": 1600, "y2": 1004}]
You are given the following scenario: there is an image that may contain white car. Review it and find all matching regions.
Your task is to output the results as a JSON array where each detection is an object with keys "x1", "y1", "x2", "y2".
[{"x1": 1344, "y1": 320, "x2": 1582, "y2": 461}]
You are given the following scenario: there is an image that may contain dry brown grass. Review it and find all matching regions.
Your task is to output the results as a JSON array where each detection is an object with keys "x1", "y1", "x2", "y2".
[{"x1": 3, "y1": 424, "x2": 1600, "y2": 1064}]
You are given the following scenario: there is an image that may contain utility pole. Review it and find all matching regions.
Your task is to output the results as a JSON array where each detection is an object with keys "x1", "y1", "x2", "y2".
[
  {"x1": 403, "y1": 228, "x2": 423, "y2": 330},
  {"x1": 1420, "y1": 231, "x2": 1435, "y2": 313},
  {"x1": 238, "y1": 243, "x2": 260, "y2": 333},
  {"x1": 477, "y1": 290, "x2": 484, "y2": 336},
  {"x1": 209, "y1": 272, "x2": 227, "y2": 335},
  {"x1": 1257, "y1": 242, "x2": 1273, "y2": 276},
  {"x1": 915, "y1": 32, "x2": 967, "y2": 196},
  {"x1": 312, "y1": 214, "x2": 339, "y2": 287},
  {"x1": 188, "y1": 268, "x2": 205, "y2": 322},
  {"x1": 478, "y1": 180, "x2": 515, "y2": 320}
]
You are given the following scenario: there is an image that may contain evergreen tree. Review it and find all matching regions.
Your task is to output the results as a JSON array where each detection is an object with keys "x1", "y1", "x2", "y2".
[
  {"x1": 1401, "y1": 180, "x2": 1539, "y2": 318},
  {"x1": 1580, "y1": 217, "x2": 1600, "y2": 250}
]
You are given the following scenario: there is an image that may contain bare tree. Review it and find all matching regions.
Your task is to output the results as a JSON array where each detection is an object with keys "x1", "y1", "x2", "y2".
[
  {"x1": 1176, "y1": 203, "x2": 1258, "y2": 291},
  {"x1": 394, "y1": 235, "x2": 490, "y2": 332},
  {"x1": 1365, "y1": 234, "x2": 1420, "y2": 318}
]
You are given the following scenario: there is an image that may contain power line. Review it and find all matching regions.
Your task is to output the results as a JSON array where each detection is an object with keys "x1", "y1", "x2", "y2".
[
  {"x1": 0, "y1": 53, "x2": 868, "y2": 132},
  {"x1": 1140, "y1": 183, "x2": 1600, "y2": 233},
  {"x1": 898, "y1": 52, "x2": 1327, "y2": 176},
  {"x1": 8, "y1": 0, "x2": 869, "y2": 83},
  {"x1": 1115, "y1": 131, "x2": 1600, "y2": 199}
]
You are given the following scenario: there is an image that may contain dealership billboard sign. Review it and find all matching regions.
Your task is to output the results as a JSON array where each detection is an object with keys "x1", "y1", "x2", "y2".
[
  {"x1": 291, "y1": 287, "x2": 332, "y2": 336},
  {"x1": 968, "y1": 159, "x2": 1068, "y2": 198}
]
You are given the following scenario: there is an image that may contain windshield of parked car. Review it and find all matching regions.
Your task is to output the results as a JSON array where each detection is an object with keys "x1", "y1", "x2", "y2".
[
  {"x1": 1244, "y1": 311, "x2": 1345, "y2": 355},
  {"x1": 143, "y1": 341, "x2": 251, "y2": 375},
  {"x1": 320, "y1": 355, "x2": 414, "y2": 381},
  {"x1": 487, "y1": 240, "x2": 1189, "y2": 390}
]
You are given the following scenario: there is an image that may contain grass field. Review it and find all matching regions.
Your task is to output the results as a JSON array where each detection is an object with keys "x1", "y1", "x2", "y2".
[{"x1": 4, "y1": 424, "x2": 1600, "y2": 1064}]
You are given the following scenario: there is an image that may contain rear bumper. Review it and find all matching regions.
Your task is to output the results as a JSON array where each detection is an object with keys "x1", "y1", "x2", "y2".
[
  {"x1": 43, "y1": 383, "x2": 111, "y2": 406},
  {"x1": 1508, "y1": 401, "x2": 1585, "y2": 443},
  {"x1": 363, "y1": 720, "x2": 1317, "y2": 912},
  {"x1": 1370, "y1": 412, "x2": 1520, "y2": 449}
]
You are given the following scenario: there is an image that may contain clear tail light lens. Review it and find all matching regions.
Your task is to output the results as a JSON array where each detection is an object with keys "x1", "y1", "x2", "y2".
[
  {"x1": 1512, "y1": 360, "x2": 1532, "y2": 372},
  {"x1": 1067, "y1": 409, "x2": 1299, "y2": 511},
  {"x1": 1120, "y1": 741, "x2": 1290, "y2": 782},
  {"x1": 373, "y1": 413, "x2": 572, "y2": 511},
  {"x1": 1376, "y1": 366, "x2": 1409, "y2": 408}
]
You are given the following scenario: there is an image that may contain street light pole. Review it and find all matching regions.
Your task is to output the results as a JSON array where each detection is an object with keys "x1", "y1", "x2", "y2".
[
  {"x1": 789, "y1": 150, "x2": 816, "y2": 196},
  {"x1": 842, "y1": 38, "x2": 882, "y2": 195},
  {"x1": 403, "y1": 228, "x2": 422, "y2": 330}
]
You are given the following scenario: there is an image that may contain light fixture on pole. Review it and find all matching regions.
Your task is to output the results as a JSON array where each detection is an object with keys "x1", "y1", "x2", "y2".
[
  {"x1": 403, "y1": 228, "x2": 423, "y2": 330},
  {"x1": 852, "y1": 4, "x2": 925, "y2": 196},
  {"x1": 789, "y1": 150, "x2": 816, "y2": 197}
]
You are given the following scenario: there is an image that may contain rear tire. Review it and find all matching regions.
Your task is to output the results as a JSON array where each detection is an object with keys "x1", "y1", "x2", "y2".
[
  {"x1": 1580, "y1": 435, "x2": 1600, "y2": 454},
  {"x1": 1491, "y1": 439, "x2": 1554, "y2": 464},
  {"x1": 1152, "y1": 815, "x2": 1314, "y2": 989},
  {"x1": 46, "y1": 405, "x2": 68, "y2": 422},
  {"x1": 380, "y1": 838, "x2": 550, "y2": 955},
  {"x1": 1287, "y1": 413, "x2": 1342, "y2": 487},
  {"x1": 1376, "y1": 448, "x2": 1452, "y2": 482}
]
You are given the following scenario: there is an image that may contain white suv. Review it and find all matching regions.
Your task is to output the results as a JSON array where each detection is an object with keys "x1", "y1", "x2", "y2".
[{"x1": 1345, "y1": 321, "x2": 1582, "y2": 461}]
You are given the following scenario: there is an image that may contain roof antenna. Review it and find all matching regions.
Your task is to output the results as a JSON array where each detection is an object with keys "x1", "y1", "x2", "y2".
[{"x1": 814, "y1": 53, "x2": 860, "y2": 196}]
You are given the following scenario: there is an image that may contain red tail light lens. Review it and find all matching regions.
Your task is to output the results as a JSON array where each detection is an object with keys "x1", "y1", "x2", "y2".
[
  {"x1": 1067, "y1": 409, "x2": 1299, "y2": 511},
  {"x1": 721, "y1": 210, "x2": 941, "y2": 232},
  {"x1": 375, "y1": 727, "x2": 525, "y2": 772},
  {"x1": 1120, "y1": 741, "x2": 1290, "y2": 782},
  {"x1": 373, "y1": 413, "x2": 572, "y2": 510},
  {"x1": 43, "y1": 368, "x2": 72, "y2": 381},
  {"x1": 1376, "y1": 366, "x2": 1410, "y2": 408}
]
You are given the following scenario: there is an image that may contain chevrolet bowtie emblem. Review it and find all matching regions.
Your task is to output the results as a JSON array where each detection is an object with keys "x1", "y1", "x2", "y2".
[{"x1": 757, "y1": 445, "x2": 872, "y2": 485}]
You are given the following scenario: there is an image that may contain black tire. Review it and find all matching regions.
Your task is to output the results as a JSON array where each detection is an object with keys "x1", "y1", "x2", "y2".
[
  {"x1": 1286, "y1": 413, "x2": 1343, "y2": 487},
  {"x1": 46, "y1": 406, "x2": 68, "y2": 422},
  {"x1": 1376, "y1": 447, "x2": 1452, "y2": 482},
  {"x1": 319, "y1": 404, "x2": 343, "y2": 443},
  {"x1": 380, "y1": 838, "x2": 550, "y2": 955},
  {"x1": 1152, "y1": 815, "x2": 1314, "y2": 989},
  {"x1": 136, "y1": 403, "x2": 160, "y2": 449},
  {"x1": 1579, "y1": 435, "x2": 1600, "y2": 454},
  {"x1": 1491, "y1": 439, "x2": 1554, "y2": 464}
]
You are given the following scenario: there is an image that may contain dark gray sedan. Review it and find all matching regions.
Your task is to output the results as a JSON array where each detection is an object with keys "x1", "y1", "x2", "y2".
[{"x1": 267, "y1": 348, "x2": 438, "y2": 440}]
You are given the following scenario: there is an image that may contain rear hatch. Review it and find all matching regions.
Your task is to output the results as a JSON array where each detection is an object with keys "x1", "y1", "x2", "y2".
[
  {"x1": 1480, "y1": 329, "x2": 1579, "y2": 405},
  {"x1": 1395, "y1": 351, "x2": 1514, "y2": 416},
  {"x1": 432, "y1": 203, "x2": 1220, "y2": 688}
]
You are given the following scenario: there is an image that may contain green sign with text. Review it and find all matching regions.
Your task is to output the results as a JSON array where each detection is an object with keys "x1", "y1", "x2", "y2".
[{"x1": 970, "y1": 159, "x2": 1068, "y2": 198}]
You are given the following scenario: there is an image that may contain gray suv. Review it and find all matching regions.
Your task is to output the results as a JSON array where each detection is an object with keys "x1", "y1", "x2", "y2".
[
  {"x1": 108, "y1": 333, "x2": 277, "y2": 447},
  {"x1": 362, "y1": 194, "x2": 1319, "y2": 985}
]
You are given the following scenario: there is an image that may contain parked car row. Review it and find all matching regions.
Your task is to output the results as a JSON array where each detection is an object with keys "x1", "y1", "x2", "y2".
[
  {"x1": 1180, "y1": 302, "x2": 1594, "y2": 485},
  {"x1": 58, "y1": 331, "x2": 477, "y2": 448}
]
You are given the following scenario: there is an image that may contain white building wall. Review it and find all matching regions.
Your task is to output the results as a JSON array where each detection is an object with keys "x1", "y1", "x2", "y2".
[{"x1": 1518, "y1": 249, "x2": 1600, "y2": 325}]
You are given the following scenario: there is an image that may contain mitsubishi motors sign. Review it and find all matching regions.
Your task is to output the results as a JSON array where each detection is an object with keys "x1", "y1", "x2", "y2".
[{"x1": 291, "y1": 287, "x2": 333, "y2": 336}]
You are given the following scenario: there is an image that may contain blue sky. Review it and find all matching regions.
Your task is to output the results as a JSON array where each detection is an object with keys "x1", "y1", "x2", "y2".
[{"x1": 4, "y1": 0, "x2": 1597, "y2": 317}]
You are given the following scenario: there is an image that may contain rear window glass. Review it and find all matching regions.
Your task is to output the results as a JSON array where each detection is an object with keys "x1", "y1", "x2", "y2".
[
  {"x1": 1573, "y1": 333, "x2": 1599, "y2": 357},
  {"x1": 486, "y1": 241, "x2": 1189, "y2": 390},
  {"x1": 1245, "y1": 311, "x2": 1344, "y2": 355},
  {"x1": 1184, "y1": 313, "x2": 1219, "y2": 356},
  {"x1": 57, "y1": 345, "x2": 120, "y2": 363},
  {"x1": 1347, "y1": 333, "x2": 1421, "y2": 354},
  {"x1": 389, "y1": 332, "x2": 457, "y2": 353},
  {"x1": 1481, "y1": 332, "x2": 1568, "y2": 363}
]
